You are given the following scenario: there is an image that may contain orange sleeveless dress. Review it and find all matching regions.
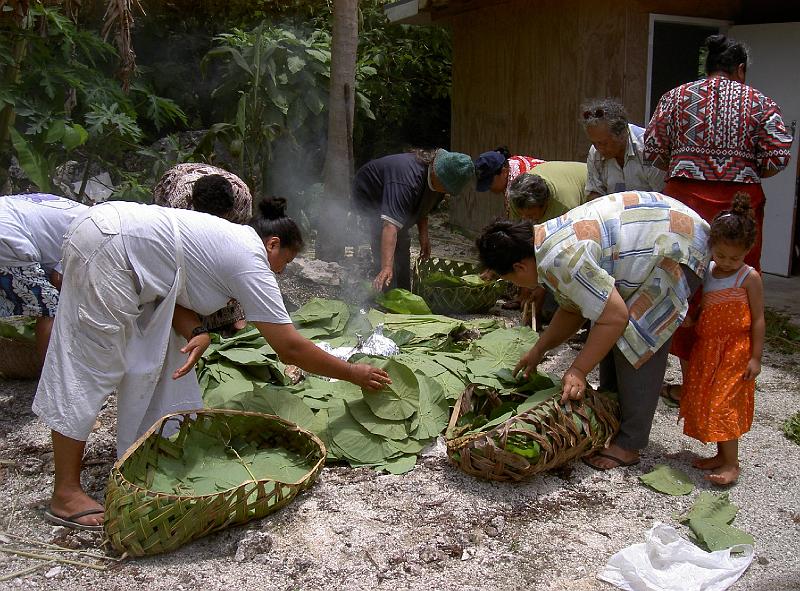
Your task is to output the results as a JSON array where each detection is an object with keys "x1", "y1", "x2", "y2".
[{"x1": 680, "y1": 263, "x2": 755, "y2": 443}]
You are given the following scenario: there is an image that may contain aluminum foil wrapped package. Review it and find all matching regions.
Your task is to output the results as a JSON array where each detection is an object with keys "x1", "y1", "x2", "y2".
[{"x1": 312, "y1": 325, "x2": 399, "y2": 371}]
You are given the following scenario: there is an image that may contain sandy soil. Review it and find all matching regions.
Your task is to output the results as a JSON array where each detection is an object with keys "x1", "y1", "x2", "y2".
[{"x1": 0, "y1": 213, "x2": 798, "y2": 590}]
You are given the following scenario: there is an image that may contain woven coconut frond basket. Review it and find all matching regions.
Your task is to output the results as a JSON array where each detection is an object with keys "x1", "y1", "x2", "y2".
[
  {"x1": 446, "y1": 384, "x2": 620, "y2": 482},
  {"x1": 411, "y1": 257, "x2": 505, "y2": 315},
  {"x1": 104, "y1": 410, "x2": 326, "y2": 557},
  {"x1": 0, "y1": 336, "x2": 40, "y2": 380}
]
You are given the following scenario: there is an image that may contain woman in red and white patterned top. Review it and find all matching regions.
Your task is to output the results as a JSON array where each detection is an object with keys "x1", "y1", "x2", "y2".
[
  {"x1": 474, "y1": 147, "x2": 546, "y2": 216},
  {"x1": 644, "y1": 34, "x2": 792, "y2": 272},
  {"x1": 644, "y1": 33, "x2": 793, "y2": 401}
]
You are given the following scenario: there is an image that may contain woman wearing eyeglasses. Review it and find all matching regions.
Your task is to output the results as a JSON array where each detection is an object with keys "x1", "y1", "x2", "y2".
[
  {"x1": 581, "y1": 98, "x2": 665, "y2": 199},
  {"x1": 644, "y1": 34, "x2": 793, "y2": 402}
]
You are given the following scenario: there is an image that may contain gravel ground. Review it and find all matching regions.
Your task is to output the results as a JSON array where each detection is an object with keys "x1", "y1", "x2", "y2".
[{"x1": 0, "y1": 214, "x2": 798, "y2": 590}]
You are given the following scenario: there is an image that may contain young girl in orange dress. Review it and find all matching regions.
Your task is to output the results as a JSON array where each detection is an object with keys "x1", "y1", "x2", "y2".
[{"x1": 680, "y1": 192, "x2": 765, "y2": 485}]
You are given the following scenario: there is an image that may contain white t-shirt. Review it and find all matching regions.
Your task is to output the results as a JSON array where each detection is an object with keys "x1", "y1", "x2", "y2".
[
  {"x1": 105, "y1": 202, "x2": 291, "y2": 324},
  {"x1": 0, "y1": 194, "x2": 88, "y2": 272}
]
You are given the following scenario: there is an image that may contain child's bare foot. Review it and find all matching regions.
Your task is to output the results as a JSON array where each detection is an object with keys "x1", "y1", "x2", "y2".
[
  {"x1": 692, "y1": 454, "x2": 725, "y2": 470},
  {"x1": 705, "y1": 464, "x2": 740, "y2": 486}
]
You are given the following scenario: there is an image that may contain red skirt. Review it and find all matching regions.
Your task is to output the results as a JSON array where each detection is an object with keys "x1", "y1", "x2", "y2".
[{"x1": 663, "y1": 178, "x2": 765, "y2": 360}]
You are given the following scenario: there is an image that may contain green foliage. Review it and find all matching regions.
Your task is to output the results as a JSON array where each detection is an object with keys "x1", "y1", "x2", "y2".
[
  {"x1": 1, "y1": 3, "x2": 186, "y2": 194},
  {"x1": 783, "y1": 411, "x2": 800, "y2": 445},
  {"x1": 677, "y1": 492, "x2": 754, "y2": 551}
]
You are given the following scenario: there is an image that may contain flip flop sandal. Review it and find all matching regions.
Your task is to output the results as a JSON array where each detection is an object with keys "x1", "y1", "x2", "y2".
[
  {"x1": 659, "y1": 384, "x2": 681, "y2": 407},
  {"x1": 582, "y1": 451, "x2": 641, "y2": 471},
  {"x1": 43, "y1": 508, "x2": 104, "y2": 532}
]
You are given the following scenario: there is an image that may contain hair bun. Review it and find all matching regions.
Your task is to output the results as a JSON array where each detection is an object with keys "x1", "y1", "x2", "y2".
[
  {"x1": 730, "y1": 192, "x2": 754, "y2": 219},
  {"x1": 705, "y1": 34, "x2": 729, "y2": 53},
  {"x1": 258, "y1": 196, "x2": 287, "y2": 220},
  {"x1": 493, "y1": 146, "x2": 511, "y2": 159}
]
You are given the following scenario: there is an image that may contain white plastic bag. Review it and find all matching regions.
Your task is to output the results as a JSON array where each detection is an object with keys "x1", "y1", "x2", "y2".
[{"x1": 598, "y1": 522, "x2": 754, "y2": 591}]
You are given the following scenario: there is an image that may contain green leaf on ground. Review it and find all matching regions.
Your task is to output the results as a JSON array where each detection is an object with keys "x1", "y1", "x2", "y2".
[
  {"x1": 677, "y1": 491, "x2": 738, "y2": 525},
  {"x1": 376, "y1": 289, "x2": 432, "y2": 315},
  {"x1": 639, "y1": 464, "x2": 694, "y2": 496},
  {"x1": 688, "y1": 518, "x2": 754, "y2": 551}
]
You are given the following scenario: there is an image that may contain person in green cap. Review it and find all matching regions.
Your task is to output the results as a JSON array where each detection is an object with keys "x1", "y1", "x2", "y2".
[{"x1": 352, "y1": 148, "x2": 475, "y2": 291}]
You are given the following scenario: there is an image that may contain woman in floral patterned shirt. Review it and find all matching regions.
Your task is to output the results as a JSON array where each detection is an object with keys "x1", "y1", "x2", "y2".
[{"x1": 476, "y1": 191, "x2": 710, "y2": 470}]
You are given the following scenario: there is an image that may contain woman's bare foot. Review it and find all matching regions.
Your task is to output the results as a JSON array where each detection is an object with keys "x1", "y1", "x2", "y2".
[
  {"x1": 706, "y1": 464, "x2": 740, "y2": 486},
  {"x1": 50, "y1": 489, "x2": 104, "y2": 527},
  {"x1": 692, "y1": 454, "x2": 725, "y2": 470}
]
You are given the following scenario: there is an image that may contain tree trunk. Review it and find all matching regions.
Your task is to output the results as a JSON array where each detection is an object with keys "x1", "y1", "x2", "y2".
[{"x1": 316, "y1": 0, "x2": 358, "y2": 262}]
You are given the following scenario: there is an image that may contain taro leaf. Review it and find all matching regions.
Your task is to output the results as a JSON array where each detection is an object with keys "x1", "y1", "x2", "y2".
[
  {"x1": 470, "y1": 327, "x2": 539, "y2": 370},
  {"x1": 246, "y1": 447, "x2": 316, "y2": 484},
  {"x1": 217, "y1": 346, "x2": 272, "y2": 365},
  {"x1": 677, "y1": 491, "x2": 738, "y2": 525},
  {"x1": 381, "y1": 454, "x2": 418, "y2": 475},
  {"x1": 395, "y1": 353, "x2": 448, "y2": 378},
  {"x1": 639, "y1": 464, "x2": 694, "y2": 496},
  {"x1": 345, "y1": 398, "x2": 409, "y2": 440},
  {"x1": 376, "y1": 288, "x2": 432, "y2": 315},
  {"x1": 201, "y1": 364, "x2": 258, "y2": 409},
  {"x1": 384, "y1": 328, "x2": 416, "y2": 347},
  {"x1": 385, "y1": 437, "x2": 427, "y2": 455},
  {"x1": 297, "y1": 326, "x2": 332, "y2": 340},
  {"x1": 307, "y1": 408, "x2": 338, "y2": 460},
  {"x1": 421, "y1": 271, "x2": 463, "y2": 288},
  {"x1": 329, "y1": 405, "x2": 391, "y2": 464},
  {"x1": 688, "y1": 518, "x2": 754, "y2": 551},
  {"x1": 362, "y1": 358, "x2": 420, "y2": 420},
  {"x1": 292, "y1": 298, "x2": 349, "y2": 325},
  {"x1": 413, "y1": 375, "x2": 449, "y2": 440},
  {"x1": 247, "y1": 384, "x2": 316, "y2": 429}
]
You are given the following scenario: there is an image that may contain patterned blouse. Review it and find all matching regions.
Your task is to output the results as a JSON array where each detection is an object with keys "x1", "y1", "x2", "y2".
[
  {"x1": 533, "y1": 191, "x2": 710, "y2": 367},
  {"x1": 644, "y1": 76, "x2": 793, "y2": 183},
  {"x1": 504, "y1": 155, "x2": 546, "y2": 214}
]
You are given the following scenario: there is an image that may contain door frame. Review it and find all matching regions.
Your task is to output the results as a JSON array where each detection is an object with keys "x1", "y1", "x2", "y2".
[{"x1": 645, "y1": 14, "x2": 731, "y2": 122}]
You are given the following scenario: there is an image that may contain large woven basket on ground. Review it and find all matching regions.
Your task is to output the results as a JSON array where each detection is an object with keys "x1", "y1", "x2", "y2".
[
  {"x1": 446, "y1": 384, "x2": 620, "y2": 482},
  {"x1": 104, "y1": 410, "x2": 326, "y2": 557},
  {"x1": 0, "y1": 336, "x2": 40, "y2": 380},
  {"x1": 411, "y1": 257, "x2": 505, "y2": 314}
]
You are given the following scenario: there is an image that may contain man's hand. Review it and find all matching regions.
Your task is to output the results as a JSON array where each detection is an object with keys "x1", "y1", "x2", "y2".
[
  {"x1": 373, "y1": 267, "x2": 393, "y2": 291},
  {"x1": 419, "y1": 235, "x2": 431, "y2": 260},
  {"x1": 349, "y1": 363, "x2": 392, "y2": 391},
  {"x1": 172, "y1": 333, "x2": 211, "y2": 379}
]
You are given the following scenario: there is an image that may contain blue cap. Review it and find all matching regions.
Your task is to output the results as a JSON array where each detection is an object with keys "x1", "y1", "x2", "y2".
[{"x1": 474, "y1": 151, "x2": 508, "y2": 192}]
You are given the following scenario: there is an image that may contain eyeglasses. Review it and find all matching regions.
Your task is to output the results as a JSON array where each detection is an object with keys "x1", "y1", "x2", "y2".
[{"x1": 582, "y1": 108, "x2": 605, "y2": 120}]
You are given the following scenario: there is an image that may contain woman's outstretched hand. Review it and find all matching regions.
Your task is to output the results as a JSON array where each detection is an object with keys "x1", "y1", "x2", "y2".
[
  {"x1": 350, "y1": 363, "x2": 392, "y2": 391},
  {"x1": 514, "y1": 345, "x2": 544, "y2": 379},
  {"x1": 560, "y1": 366, "x2": 587, "y2": 404},
  {"x1": 173, "y1": 333, "x2": 212, "y2": 379}
]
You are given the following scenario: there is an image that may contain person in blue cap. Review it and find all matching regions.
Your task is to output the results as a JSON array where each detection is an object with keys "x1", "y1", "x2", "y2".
[
  {"x1": 352, "y1": 148, "x2": 475, "y2": 291},
  {"x1": 473, "y1": 147, "x2": 545, "y2": 215}
]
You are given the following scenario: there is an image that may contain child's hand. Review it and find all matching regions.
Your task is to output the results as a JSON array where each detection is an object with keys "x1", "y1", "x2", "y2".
[{"x1": 743, "y1": 358, "x2": 761, "y2": 381}]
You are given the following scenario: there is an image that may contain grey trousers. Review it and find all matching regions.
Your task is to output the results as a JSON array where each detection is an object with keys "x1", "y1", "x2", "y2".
[{"x1": 598, "y1": 265, "x2": 702, "y2": 450}]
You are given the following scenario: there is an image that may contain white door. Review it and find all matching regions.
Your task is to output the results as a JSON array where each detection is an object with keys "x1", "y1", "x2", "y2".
[{"x1": 728, "y1": 23, "x2": 800, "y2": 276}]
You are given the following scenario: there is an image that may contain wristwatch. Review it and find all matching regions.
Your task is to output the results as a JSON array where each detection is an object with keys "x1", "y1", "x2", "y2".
[{"x1": 191, "y1": 326, "x2": 210, "y2": 338}]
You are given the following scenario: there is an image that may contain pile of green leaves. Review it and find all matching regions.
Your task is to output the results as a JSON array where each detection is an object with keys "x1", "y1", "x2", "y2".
[
  {"x1": 147, "y1": 427, "x2": 317, "y2": 496},
  {"x1": 197, "y1": 298, "x2": 528, "y2": 474},
  {"x1": 0, "y1": 318, "x2": 36, "y2": 343},
  {"x1": 676, "y1": 492, "x2": 754, "y2": 551}
]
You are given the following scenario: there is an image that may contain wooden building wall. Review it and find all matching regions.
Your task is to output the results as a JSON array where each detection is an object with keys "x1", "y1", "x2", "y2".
[{"x1": 444, "y1": 0, "x2": 743, "y2": 234}]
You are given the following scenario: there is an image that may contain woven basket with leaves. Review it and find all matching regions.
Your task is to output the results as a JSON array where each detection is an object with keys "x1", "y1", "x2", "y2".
[
  {"x1": 0, "y1": 336, "x2": 40, "y2": 380},
  {"x1": 104, "y1": 410, "x2": 326, "y2": 557},
  {"x1": 446, "y1": 384, "x2": 620, "y2": 482},
  {"x1": 411, "y1": 257, "x2": 504, "y2": 314}
]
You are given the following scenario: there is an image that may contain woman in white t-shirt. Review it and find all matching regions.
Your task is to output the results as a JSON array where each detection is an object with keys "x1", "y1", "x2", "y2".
[
  {"x1": 32, "y1": 197, "x2": 391, "y2": 531},
  {"x1": 0, "y1": 193, "x2": 89, "y2": 366}
]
